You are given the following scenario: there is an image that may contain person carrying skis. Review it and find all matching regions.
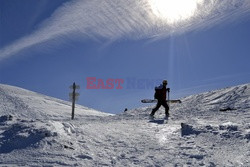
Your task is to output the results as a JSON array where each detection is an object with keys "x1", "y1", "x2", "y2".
[{"x1": 150, "y1": 80, "x2": 170, "y2": 118}]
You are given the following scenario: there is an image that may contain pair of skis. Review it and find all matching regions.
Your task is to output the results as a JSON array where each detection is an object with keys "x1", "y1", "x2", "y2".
[
  {"x1": 141, "y1": 88, "x2": 181, "y2": 104},
  {"x1": 141, "y1": 99, "x2": 181, "y2": 104}
]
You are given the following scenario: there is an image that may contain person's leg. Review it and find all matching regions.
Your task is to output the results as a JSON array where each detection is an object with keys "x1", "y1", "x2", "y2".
[
  {"x1": 162, "y1": 101, "x2": 169, "y2": 116},
  {"x1": 150, "y1": 101, "x2": 162, "y2": 116}
]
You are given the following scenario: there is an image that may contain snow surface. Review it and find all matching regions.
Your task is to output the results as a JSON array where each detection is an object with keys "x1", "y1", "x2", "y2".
[{"x1": 0, "y1": 83, "x2": 249, "y2": 166}]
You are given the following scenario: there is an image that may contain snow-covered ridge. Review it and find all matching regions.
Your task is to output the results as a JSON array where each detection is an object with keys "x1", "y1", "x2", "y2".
[
  {"x1": 0, "y1": 83, "x2": 249, "y2": 166},
  {"x1": 181, "y1": 83, "x2": 250, "y2": 111},
  {"x1": 0, "y1": 83, "x2": 111, "y2": 120},
  {"x1": 127, "y1": 83, "x2": 250, "y2": 117}
]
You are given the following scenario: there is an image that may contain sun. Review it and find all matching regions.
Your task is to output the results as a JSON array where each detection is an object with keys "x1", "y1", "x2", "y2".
[{"x1": 150, "y1": 0, "x2": 199, "y2": 23}]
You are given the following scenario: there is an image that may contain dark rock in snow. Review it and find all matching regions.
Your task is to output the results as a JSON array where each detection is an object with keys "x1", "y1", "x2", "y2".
[
  {"x1": 219, "y1": 107, "x2": 236, "y2": 112},
  {"x1": 0, "y1": 115, "x2": 13, "y2": 124},
  {"x1": 181, "y1": 123, "x2": 201, "y2": 136}
]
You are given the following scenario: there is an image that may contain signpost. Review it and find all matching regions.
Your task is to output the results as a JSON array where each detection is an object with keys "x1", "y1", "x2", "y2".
[{"x1": 69, "y1": 82, "x2": 80, "y2": 120}]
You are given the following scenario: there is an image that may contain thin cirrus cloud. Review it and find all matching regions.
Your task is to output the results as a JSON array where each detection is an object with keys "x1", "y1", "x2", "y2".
[{"x1": 0, "y1": 0, "x2": 250, "y2": 61}]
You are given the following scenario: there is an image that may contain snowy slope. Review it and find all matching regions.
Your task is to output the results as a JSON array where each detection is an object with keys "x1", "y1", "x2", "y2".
[
  {"x1": 0, "y1": 84, "x2": 110, "y2": 119},
  {"x1": 0, "y1": 83, "x2": 249, "y2": 166}
]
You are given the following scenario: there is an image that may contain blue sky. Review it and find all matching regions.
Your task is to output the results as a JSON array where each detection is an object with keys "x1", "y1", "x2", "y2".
[{"x1": 1, "y1": 0, "x2": 250, "y2": 114}]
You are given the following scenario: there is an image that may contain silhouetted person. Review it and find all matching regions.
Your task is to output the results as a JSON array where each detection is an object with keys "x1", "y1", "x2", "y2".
[{"x1": 150, "y1": 80, "x2": 170, "y2": 118}]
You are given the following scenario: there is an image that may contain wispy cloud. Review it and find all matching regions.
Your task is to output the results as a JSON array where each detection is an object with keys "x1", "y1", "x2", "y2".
[{"x1": 1, "y1": 0, "x2": 250, "y2": 61}]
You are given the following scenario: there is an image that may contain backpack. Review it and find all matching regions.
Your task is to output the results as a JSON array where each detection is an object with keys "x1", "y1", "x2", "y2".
[{"x1": 154, "y1": 87, "x2": 161, "y2": 99}]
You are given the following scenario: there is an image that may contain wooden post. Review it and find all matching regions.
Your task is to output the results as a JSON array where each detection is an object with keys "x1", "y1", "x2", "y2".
[
  {"x1": 69, "y1": 82, "x2": 80, "y2": 120},
  {"x1": 71, "y1": 82, "x2": 76, "y2": 120}
]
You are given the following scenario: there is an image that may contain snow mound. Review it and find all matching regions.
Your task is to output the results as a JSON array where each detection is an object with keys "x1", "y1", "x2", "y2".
[
  {"x1": 181, "y1": 122, "x2": 250, "y2": 140},
  {"x1": 0, "y1": 115, "x2": 53, "y2": 153}
]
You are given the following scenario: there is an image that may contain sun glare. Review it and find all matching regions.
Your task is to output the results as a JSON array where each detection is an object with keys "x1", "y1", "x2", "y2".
[{"x1": 150, "y1": 0, "x2": 199, "y2": 23}]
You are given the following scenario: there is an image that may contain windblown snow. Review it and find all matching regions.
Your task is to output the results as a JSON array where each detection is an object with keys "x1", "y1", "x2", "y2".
[{"x1": 0, "y1": 83, "x2": 249, "y2": 166}]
